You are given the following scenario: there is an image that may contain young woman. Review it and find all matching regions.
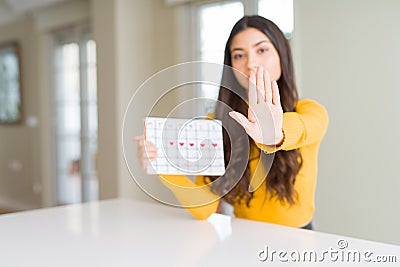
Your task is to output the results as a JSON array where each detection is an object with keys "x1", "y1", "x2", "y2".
[{"x1": 135, "y1": 15, "x2": 328, "y2": 230}]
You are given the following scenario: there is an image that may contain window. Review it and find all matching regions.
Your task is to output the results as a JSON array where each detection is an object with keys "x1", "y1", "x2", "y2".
[
  {"x1": 258, "y1": 0, "x2": 294, "y2": 38},
  {"x1": 196, "y1": 1, "x2": 244, "y2": 113},
  {"x1": 197, "y1": 1, "x2": 244, "y2": 65},
  {"x1": 52, "y1": 27, "x2": 98, "y2": 204},
  {"x1": 0, "y1": 42, "x2": 22, "y2": 124}
]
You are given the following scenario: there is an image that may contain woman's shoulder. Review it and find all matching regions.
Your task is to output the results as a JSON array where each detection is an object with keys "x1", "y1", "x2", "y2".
[
  {"x1": 296, "y1": 99, "x2": 328, "y2": 115},
  {"x1": 297, "y1": 98, "x2": 325, "y2": 107}
]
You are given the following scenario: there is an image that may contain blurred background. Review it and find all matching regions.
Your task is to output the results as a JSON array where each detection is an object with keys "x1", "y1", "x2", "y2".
[{"x1": 0, "y1": 0, "x2": 399, "y2": 245}]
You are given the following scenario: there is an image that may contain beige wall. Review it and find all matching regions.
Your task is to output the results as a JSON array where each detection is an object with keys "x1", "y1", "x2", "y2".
[
  {"x1": 92, "y1": 0, "x2": 181, "y2": 202},
  {"x1": 293, "y1": 0, "x2": 400, "y2": 245},
  {"x1": 91, "y1": 0, "x2": 119, "y2": 200}
]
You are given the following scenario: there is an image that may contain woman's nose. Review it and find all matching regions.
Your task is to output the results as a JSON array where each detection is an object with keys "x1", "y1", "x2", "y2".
[{"x1": 246, "y1": 55, "x2": 258, "y2": 74}]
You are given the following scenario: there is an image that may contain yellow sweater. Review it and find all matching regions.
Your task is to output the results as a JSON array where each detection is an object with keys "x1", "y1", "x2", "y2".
[{"x1": 159, "y1": 99, "x2": 328, "y2": 227}]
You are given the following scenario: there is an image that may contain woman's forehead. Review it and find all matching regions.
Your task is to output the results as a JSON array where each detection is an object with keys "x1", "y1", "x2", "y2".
[{"x1": 231, "y1": 28, "x2": 271, "y2": 48}]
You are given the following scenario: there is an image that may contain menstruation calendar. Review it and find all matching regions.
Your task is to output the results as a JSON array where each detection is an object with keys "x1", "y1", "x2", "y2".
[{"x1": 144, "y1": 117, "x2": 225, "y2": 176}]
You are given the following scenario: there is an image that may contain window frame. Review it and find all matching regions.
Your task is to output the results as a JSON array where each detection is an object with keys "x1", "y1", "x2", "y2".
[{"x1": 50, "y1": 24, "x2": 99, "y2": 205}]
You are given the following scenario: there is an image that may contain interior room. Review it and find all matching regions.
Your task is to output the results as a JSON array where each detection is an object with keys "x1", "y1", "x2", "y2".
[{"x1": 0, "y1": 0, "x2": 399, "y2": 256}]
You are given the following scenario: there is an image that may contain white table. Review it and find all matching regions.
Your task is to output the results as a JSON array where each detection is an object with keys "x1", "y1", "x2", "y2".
[{"x1": 0, "y1": 198, "x2": 399, "y2": 266}]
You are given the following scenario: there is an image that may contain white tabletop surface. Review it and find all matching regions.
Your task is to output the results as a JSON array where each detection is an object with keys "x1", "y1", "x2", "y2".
[{"x1": 0, "y1": 198, "x2": 399, "y2": 266}]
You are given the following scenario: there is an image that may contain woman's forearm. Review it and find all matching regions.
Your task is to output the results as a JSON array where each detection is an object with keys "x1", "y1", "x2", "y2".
[{"x1": 159, "y1": 174, "x2": 219, "y2": 220}]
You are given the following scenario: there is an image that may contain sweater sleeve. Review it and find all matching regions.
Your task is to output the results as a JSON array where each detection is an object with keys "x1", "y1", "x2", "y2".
[
  {"x1": 256, "y1": 99, "x2": 329, "y2": 153},
  {"x1": 158, "y1": 174, "x2": 219, "y2": 220}
]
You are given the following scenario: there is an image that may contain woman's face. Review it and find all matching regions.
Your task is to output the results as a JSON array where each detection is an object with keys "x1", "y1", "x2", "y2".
[{"x1": 230, "y1": 27, "x2": 282, "y2": 90}]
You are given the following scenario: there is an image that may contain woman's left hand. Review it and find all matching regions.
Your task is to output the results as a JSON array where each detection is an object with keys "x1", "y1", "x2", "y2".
[{"x1": 229, "y1": 66, "x2": 284, "y2": 145}]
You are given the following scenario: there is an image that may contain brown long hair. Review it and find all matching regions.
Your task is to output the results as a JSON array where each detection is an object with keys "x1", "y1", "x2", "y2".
[{"x1": 206, "y1": 15, "x2": 302, "y2": 206}]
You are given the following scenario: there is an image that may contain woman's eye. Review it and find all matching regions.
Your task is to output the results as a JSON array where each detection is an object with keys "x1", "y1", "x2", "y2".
[
  {"x1": 258, "y1": 48, "x2": 269, "y2": 54},
  {"x1": 233, "y1": 54, "x2": 244, "y2": 60}
]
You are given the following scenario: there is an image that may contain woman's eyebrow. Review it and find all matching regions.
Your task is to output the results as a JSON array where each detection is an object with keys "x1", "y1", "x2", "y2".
[
  {"x1": 231, "y1": 47, "x2": 244, "y2": 52},
  {"x1": 253, "y1": 40, "x2": 270, "y2": 47}
]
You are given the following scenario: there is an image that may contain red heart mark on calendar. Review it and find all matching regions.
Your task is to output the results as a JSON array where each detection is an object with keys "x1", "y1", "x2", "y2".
[
  {"x1": 169, "y1": 141, "x2": 174, "y2": 146},
  {"x1": 200, "y1": 143, "x2": 205, "y2": 147},
  {"x1": 189, "y1": 143, "x2": 194, "y2": 147},
  {"x1": 212, "y1": 143, "x2": 218, "y2": 147},
  {"x1": 179, "y1": 142, "x2": 184, "y2": 146}
]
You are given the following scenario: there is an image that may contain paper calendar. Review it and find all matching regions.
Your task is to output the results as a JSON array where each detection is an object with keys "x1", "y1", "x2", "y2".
[{"x1": 144, "y1": 117, "x2": 225, "y2": 176}]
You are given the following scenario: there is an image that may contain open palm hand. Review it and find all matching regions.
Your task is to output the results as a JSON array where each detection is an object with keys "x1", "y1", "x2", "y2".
[{"x1": 229, "y1": 66, "x2": 284, "y2": 145}]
